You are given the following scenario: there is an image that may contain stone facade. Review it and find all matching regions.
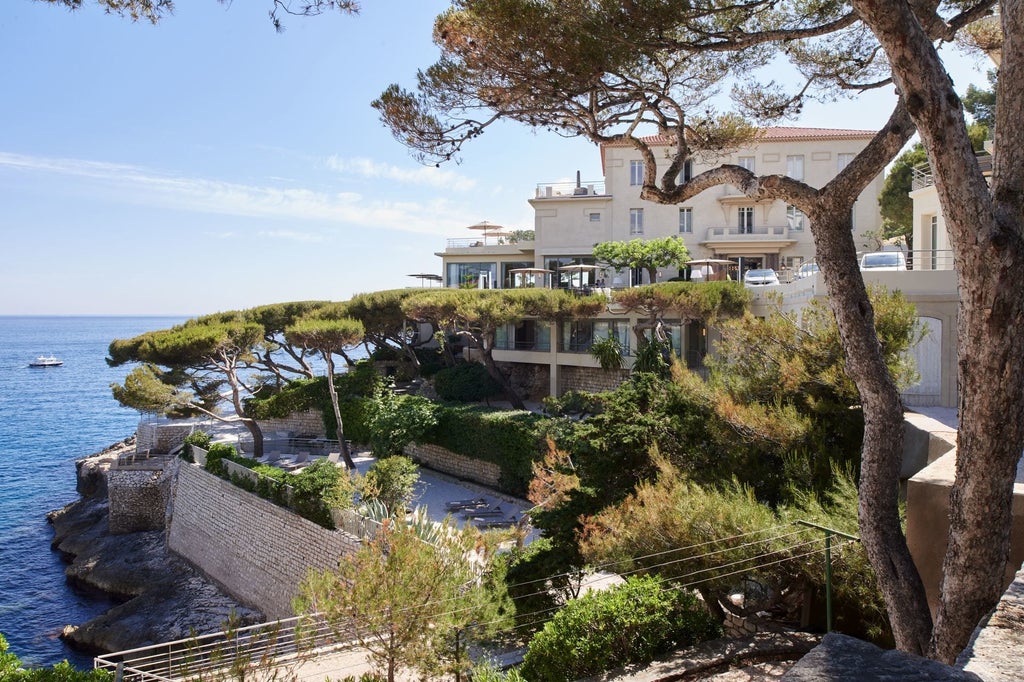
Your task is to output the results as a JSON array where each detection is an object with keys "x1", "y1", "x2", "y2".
[
  {"x1": 404, "y1": 442, "x2": 503, "y2": 489},
  {"x1": 166, "y1": 462, "x2": 361, "y2": 619},
  {"x1": 559, "y1": 365, "x2": 631, "y2": 394},
  {"x1": 107, "y1": 466, "x2": 174, "y2": 534}
]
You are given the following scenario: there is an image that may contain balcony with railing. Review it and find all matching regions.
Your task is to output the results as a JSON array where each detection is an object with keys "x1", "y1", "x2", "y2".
[
  {"x1": 534, "y1": 180, "x2": 607, "y2": 199},
  {"x1": 701, "y1": 224, "x2": 799, "y2": 245},
  {"x1": 912, "y1": 155, "x2": 992, "y2": 191}
]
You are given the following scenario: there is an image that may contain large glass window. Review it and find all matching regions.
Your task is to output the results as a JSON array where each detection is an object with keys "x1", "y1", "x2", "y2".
[
  {"x1": 546, "y1": 257, "x2": 598, "y2": 289},
  {"x1": 561, "y1": 320, "x2": 630, "y2": 353},
  {"x1": 738, "y1": 206, "x2": 754, "y2": 234},
  {"x1": 786, "y1": 205, "x2": 805, "y2": 232},
  {"x1": 446, "y1": 262, "x2": 497, "y2": 289},
  {"x1": 679, "y1": 207, "x2": 693, "y2": 234},
  {"x1": 502, "y1": 261, "x2": 534, "y2": 288},
  {"x1": 630, "y1": 208, "x2": 644, "y2": 235},
  {"x1": 629, "y1": 160, "x2": 644, "y2": 186},
  {"x1": 786, "y1": 155, "x2": 804, "y2": 180},
  {"x1": 930, "y1": 215, "x2": 939, "y2": 269},
  {"x1": 495, "y1": 320, "x2": 551, "y2": 351}
]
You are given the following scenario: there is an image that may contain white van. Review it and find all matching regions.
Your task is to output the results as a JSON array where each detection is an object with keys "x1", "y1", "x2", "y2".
[{"x1": 860, "y1": 251, "x2": 907, "y2": 271}]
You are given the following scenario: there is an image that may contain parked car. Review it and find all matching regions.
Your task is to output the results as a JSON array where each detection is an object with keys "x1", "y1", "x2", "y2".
[
  {"x1": 859, "y1": 251, "x2": 908, "y2": 271},
  {"x1": 743, "y1": 268, "x2": 780, "y2": 286},
  {"x1": 796, "y1": 262, "x2": 820, "y2": 279}
]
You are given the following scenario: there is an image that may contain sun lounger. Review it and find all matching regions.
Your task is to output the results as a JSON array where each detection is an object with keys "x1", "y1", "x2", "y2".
[
  {"x1": 446, "y1": 497, "x2": 487, "y2": 511},
  {"x1": 461, "y1": 505, "x2": 504, "y2": 518},
  {"x1": 472, "y1": 515, "x2": 517, "y2": 528}
]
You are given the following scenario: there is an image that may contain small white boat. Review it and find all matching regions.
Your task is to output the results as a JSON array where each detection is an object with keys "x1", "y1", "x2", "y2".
[{"x1": 29, "y1": 355, "x2": 63, "y2": 368}]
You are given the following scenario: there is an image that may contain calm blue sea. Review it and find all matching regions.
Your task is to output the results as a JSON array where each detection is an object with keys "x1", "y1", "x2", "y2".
[{"x1": 0, "y1": 316, "x2": 186, "y2": 669}]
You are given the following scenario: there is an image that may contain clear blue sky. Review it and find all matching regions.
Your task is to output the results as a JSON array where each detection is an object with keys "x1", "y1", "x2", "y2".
[{"x1": 0, "y1": 1, "x2": 991, "y2": 316}]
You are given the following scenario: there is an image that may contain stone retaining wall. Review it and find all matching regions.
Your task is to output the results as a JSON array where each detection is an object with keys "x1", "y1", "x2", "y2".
[
  {"x1": 258, "y1": 410, "x2": 325, "y2": 438},
  {"x1": 136, "y1": 421, "x2": 194, "y2": 454},
  {"x1": 559, "y1": 365, "x2": 630, "y2": 395},
  {"x1": 107, "y1": 467, "x2": 173, "y2": 534},
  {"x1": 404, "y1": 442, "x2": 502, "y2": 489},
  {"x1": 167, "y1": 462, "x2": 361, "y2": 619}
]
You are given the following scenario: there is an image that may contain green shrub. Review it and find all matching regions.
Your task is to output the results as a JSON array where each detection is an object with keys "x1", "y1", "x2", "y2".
[
  {"x1": 413, "y1": 347, "x2": 447, "y2": 378},
  {"x1": 361, "y1": 456, "x2": 420, "y2": 515},
  {"x1": 290, "y1": 460, "x2": 354, "y2": 528},
  {"x1": 203, "y1": 443, "x2": 241, "y2": 477},
  {"x1": 181, "y1": 430, "x2": 211, "y2": 463},
  {"x1": 246, "y1": 363, "x2": 384, "y2": 443},
  {"x1": 519, "y1": 576, "x2": 720, "y2": 681},
  {"x1": 367, "y1": 393, "x2": 438, "y2": 457},
  {"x1": 1, "y1": 635, "x2": 113, "y2": 681},
  {"x1": 433, "y1": 362, "x2": 502, "y2": 402}
]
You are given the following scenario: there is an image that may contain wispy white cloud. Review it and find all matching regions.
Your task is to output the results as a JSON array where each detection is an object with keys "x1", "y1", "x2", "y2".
[
  {"x1": 258, "y1": 229, "x2": 325, "y2": 243},
  {"x1": 324, "y1": 155, "x2": 477, "y2": 192},
  {"x1": 0, "y1": 151, "x2": 479, "y2": 237}
]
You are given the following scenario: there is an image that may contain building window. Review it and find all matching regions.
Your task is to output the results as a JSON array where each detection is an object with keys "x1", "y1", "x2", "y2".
[
  {"x1": 677, "y1": 159, "x2": 693, "y2": 184},
  {"x1": 738, "y1": 156, "x2": 755, "y2": 172},
  {"x1": 837, "y1": 153, "x2": 855, "y2": 171},
  {"x1": 786, "y1": 205, "x2": 805, "y2": 232},
  {"x1": 589, "y1": 212, "x2": 601, "y2": 222},
  {"x1": 630, "y1": 208, "x2": 644, "y2": 235},
  {"x1": 738, "y1": 206, "x2": 754, "y2": 234},
  {"x1": 930, "y1": 214, "x2": 939, "y2": 269},
  {"x1": 630, "y1": 160, "x2": 644, "y2": 186},
  {"x1": 679, "y1": 207, "x2": 693, "y2": 234},
  {"x1": 786, "y1": 155, "x2": 804, "y2": 180},
  {"x1": 447, "y1": 262, "x2": 497, "y2": 289},
  {"x1": 561, "y1": 320, "x2": 630, "y2": 354}
]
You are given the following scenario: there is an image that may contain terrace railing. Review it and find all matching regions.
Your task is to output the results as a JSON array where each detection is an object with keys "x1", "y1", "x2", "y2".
[{"x1": 93, "y1": 614, "x2": 353, "y2": 682}]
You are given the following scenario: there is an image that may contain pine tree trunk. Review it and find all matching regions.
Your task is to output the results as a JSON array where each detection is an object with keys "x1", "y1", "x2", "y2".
[
  {"x1": 809, "y1": 207, "x2": 933, "y2": 655},
  {"x1": 324, "y1": 352, "x2": 356, "y2": 469},
  {"x1": 851, "y1": 0, "x2": 1024, "y2": 661},
  {"x1": 480, "y1": 346, "x2": 525, "y2": 410}
]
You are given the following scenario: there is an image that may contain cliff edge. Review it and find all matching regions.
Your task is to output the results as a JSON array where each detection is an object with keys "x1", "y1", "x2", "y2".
[{"x1": 47, "y1": 438, "x2": 261, "y2": 656}]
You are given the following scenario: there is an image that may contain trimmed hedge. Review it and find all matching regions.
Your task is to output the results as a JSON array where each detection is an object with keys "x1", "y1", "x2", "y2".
[
  {"x1": 420, "y1": 404, "x2": 547, "y2": 496},
  {"x1": 433, "y1": 362, "x2": 502, "y2": 402},
  {"x1": 245, "y1": 365, "x2": 380, "y2": 443}
]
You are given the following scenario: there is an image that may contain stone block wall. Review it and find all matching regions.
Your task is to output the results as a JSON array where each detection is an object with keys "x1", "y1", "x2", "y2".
[
  {"x1": 404, "y1": 442, "x2": 503, "y2": 489},
  {"x1": 167, "y1": 463, "x2": 361, "y2": 619},
  {"x1": 257, "y1": 410, "x2": 326, "y2": 438},
  {"x1": 559, "y1": 365, "x2": 630, "y2": 395},
  {"x1": 136, "y1": 422, "x2": 195, "y2": 454},
  {"x1": 108, "y1": 467, "x2": 173, "y2": 534}
]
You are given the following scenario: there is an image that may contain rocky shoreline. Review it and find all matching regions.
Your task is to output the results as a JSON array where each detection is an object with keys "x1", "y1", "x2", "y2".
[{"x1": 48, "y1": 437, "x2": 261, "y2": 657}]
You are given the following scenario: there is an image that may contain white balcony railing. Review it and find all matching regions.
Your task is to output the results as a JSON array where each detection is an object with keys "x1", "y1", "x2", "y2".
[
  {"x1": 704, "y1": 225, "x2": 794, "y2": 241},
  {"x1": 534, "y1": 181, "x2": 606, "y2": 198}
]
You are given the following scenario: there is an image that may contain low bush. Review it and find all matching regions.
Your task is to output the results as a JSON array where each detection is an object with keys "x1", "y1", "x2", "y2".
[
  {"x1": 361, "y1": 456, "x2": 420, "y2": 516},
  {"x1": 433, "y1": 362, "x2": 502, "y2": 402},
  {"x1": 290, "y1": 460, "x2": 354, "y2": 529},
  {"x1": 1, "y1": 635, "x2": 113, "y2": 681},
  {"x1": 519, "y1": 575, "x2": 720, "y2": 681},
  {"x1": 181, "y1": 430, "x2": 212, "y2": 463}
]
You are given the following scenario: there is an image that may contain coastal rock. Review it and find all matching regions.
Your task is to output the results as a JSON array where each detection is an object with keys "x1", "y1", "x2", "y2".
[{"x1": 48, "y1": 442, "x2": 262, "y2": 656}]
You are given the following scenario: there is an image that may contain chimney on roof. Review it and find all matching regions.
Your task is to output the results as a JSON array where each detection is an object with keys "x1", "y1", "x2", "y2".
[{"x1": 576, "y1": 170, "x2": 581, "y2": 188}]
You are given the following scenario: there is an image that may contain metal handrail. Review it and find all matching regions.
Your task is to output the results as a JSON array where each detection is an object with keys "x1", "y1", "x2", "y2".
[{"x1": 94, "y1": 614, "x2": 353, "y2": 681}]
